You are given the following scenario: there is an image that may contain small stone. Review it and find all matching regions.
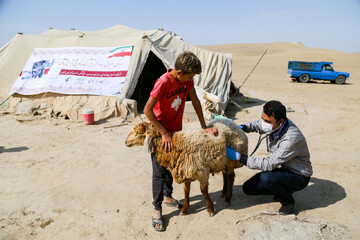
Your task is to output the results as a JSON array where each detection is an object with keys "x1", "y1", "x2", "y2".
[
  {"x1": 40, "y1": 219, "x2": 54, "y2": 228},
  {"x1": 287, "y1": 107, "x2": 295, "y2": 112}
]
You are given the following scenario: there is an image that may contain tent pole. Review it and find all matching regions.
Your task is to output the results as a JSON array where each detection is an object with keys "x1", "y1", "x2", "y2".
[{"x1": 234, "y1": 48, "x2": 268, "y2": 97}]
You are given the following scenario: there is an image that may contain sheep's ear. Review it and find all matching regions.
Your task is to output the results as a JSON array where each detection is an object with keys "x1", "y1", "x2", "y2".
[{"x1": 135, "y1": 122, "x2": 150, "y2": 134}]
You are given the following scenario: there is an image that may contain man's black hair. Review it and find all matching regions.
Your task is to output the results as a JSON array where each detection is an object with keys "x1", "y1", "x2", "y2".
[{"x1": 263, "y1": 100, "x2": 286, "y2": 121}]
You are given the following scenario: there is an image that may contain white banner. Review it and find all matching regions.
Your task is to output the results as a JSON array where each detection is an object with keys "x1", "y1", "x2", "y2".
[{"x1": 10, "y1": 45, "x2": 133, "y2": 96}]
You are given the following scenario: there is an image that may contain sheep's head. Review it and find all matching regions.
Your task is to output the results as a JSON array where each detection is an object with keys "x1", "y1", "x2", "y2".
[
  {"x1": 125, "y1": 122, "x2": 149, "y2": 147},
  {"x1": 125, "y1": 122, "x2": 161, "y2": 147}
]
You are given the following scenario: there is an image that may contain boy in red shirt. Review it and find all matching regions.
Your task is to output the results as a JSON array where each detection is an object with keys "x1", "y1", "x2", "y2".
[{"x1": 144, "y1": 51, "x2": 217, "y2": 231}]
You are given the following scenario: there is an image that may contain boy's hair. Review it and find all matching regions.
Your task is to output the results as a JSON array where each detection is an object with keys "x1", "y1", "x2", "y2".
[
  {"x1": 263, "y1": 100, "x2": 287, "y2": 121},
  {"x1": 174, "y1": 51, "x2": 202, "y2": 75}
]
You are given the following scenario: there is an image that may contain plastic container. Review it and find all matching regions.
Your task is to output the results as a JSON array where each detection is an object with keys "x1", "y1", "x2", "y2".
[{"x1": 82, "y1": 109, "x2": 94, "y2": 125}]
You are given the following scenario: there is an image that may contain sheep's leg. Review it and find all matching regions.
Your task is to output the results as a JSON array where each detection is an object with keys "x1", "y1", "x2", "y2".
[
  {"x1": 221, "y1": 171, "x2": 227, "y2": 197},
  {"x1": 200, "y1": 181, "x2": 214, "y2": 217},
  {"x1": 224, "y1": 171, "x2": 235, "y2": 207},
  {"x1": 181, "y1": 182, "x2": 191, "y2": 215}
]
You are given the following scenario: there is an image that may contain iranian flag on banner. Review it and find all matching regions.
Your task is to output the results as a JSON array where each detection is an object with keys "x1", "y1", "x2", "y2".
[{"x1": 10, "y1": 45, "x2": 133, "y2": 96}]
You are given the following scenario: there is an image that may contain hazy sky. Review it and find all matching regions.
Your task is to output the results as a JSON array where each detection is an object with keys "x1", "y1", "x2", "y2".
[{"x1": 0, "y1": 0, "x2": 359, "y2": 53}]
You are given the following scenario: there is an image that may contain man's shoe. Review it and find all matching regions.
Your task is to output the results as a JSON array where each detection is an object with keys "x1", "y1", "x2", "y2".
[{"x1": 279, "y1": 202, "x2": 295, "y2": 215}]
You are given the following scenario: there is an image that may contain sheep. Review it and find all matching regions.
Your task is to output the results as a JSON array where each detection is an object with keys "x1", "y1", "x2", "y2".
[{"x1": 125, "y1": 118, "x2": 248, "y2": 216}]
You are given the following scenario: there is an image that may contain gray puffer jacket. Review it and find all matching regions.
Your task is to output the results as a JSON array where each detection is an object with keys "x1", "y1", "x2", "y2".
[{"x1": 243, "y1": 119, "x2": 312, "y2": 177}]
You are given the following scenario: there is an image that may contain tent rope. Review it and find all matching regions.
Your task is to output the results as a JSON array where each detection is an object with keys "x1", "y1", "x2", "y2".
[
  {"x1": 234, "y1": 48, "x2": 268, "y2": 96},
  {"x1": 0, "y1": 94, "x2": 13, "y2": 107}
]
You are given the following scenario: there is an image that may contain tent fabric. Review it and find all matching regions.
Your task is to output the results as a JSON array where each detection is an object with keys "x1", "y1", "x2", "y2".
[
  {"x1": 0, "y1": 24, "x2": 232, "y2": 120},
  {"x1": 8, "y1": 93, "x2": 121, "y2": 121},
  {"x1": 145, "y1": 30, "x2": 232, "y2": 111}
]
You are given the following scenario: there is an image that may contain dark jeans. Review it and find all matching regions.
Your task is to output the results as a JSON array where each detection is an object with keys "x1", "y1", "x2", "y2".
[
  {"x1": 151, "y1": 153, "x2": 173, "y2": 210},
  {"x1": 242, "y1": 168, "x2": 310, "y2": 205}
]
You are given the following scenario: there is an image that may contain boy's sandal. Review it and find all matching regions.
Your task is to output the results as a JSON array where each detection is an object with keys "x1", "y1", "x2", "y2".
[
  {"x1": 164, "y1": 199, "x2": 183, "y2": 209},
  {"x1": 152, "y1": 218, "x2": 165, "y2": 232}
]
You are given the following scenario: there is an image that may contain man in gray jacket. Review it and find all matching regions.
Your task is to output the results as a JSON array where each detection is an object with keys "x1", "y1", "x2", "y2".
[{"x1": 226, "y1": 100, "x2": 312, "y2": 215}]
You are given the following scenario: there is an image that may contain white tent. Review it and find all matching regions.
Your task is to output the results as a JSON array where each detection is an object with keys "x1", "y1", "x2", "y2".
[{"x1": 0, "y1": 24, "x2": 232, "y2": 120}]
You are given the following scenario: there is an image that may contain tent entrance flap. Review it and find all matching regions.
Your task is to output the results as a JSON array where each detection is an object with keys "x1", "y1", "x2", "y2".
[{"x1": 130, "y1": 51, "x2": 166, "y2": 112}]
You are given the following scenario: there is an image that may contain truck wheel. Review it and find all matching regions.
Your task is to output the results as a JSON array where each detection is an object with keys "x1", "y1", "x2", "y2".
[
  {"x1": 299, "y1": 74, "x2": 310, "y2": 83},
  {"x1": 335, "y1": 75, "x2": 346, "y2": 84}
]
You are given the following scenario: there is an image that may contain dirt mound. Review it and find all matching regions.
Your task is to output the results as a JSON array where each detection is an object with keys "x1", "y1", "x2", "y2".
[{"x1": 236, "y1": 209, "x2": 349, "y2": 240}]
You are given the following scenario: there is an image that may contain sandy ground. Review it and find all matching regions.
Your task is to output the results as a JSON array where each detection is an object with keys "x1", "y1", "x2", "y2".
[{"x1": 1, "y1": 42, "x2": 359, "y2": 239}]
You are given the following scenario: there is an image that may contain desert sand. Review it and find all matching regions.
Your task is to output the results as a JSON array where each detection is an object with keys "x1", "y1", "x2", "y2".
[{"x1": 1, "y1": 42, "x2": 359, "y2": 239}]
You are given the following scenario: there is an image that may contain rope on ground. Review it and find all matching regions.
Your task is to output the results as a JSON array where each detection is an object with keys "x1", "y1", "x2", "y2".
[
  {"x1": 229, "y1": 97, "x2": 244, "y2": 111},
  {"x1": 103, "y1": 118, "x2": 128, "y2": 129},
  {"x1": 0, "y1": 94, "x2": 13, "y2": 107}
]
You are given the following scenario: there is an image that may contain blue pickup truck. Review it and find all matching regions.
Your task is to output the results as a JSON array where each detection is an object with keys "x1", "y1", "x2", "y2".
[{"x1": 287, "y1": 61, "x2": 350, "y2": 84}]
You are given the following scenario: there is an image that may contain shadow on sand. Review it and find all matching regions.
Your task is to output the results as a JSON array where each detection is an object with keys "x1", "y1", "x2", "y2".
[
  {"x1": 163, "y1": 176, "x2": 345, "y2": 221},
  {"x1": 0, "y1": 146, "x2": 29, "y2": 153},
  {"x1": 291, "y1": 80, "x2": 353, "y2": 86},
  {"x1": 225, "y1": 94, "x2": 267, "y2": 119}
]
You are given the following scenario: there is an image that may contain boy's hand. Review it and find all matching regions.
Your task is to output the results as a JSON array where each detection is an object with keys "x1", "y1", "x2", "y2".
[
  {"x1": 205, "y1": 126, "x2": 218, "y2": 136},
  {"x1": 161, "y1": 131, "x2": 173, "y2": 152}
]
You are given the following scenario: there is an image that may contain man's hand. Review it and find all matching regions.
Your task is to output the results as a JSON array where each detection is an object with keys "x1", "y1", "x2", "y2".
[
  {"x1": 226, "y1": 146, "x2": 241, "y2": 161},
  {"x1": 237, "y1": 124, "x2": 248, "y2": 132},
  {"x1": 161, "y1": 131, "x2": 173, "y2": 152},
  {"x1": 205, "y1": 126, "x2": 218, "y2": 136}
]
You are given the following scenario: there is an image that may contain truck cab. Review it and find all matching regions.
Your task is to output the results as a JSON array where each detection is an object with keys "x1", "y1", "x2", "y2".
[{"x1": 287, "y1": 61, "x2": 350, "y2": 84}]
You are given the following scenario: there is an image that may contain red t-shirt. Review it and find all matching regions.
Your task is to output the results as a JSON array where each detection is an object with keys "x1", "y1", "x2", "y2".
[{"x1": 150, "y1": 69, "x2": 194, "y2": 132}]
